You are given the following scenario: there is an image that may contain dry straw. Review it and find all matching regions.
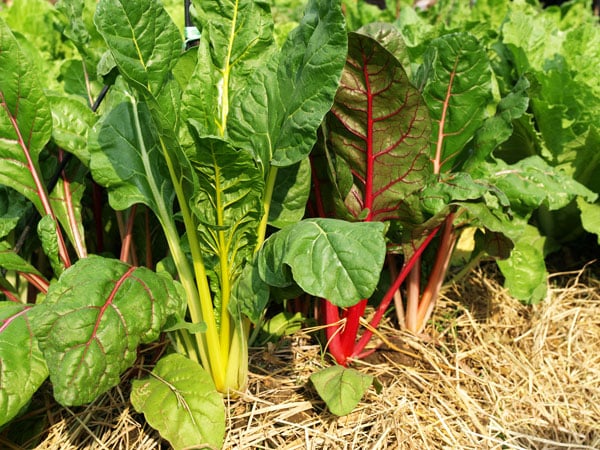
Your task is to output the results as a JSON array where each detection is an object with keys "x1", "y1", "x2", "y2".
[{"x1": 5, "y1": 263, "x2": 599, "y2": 449}]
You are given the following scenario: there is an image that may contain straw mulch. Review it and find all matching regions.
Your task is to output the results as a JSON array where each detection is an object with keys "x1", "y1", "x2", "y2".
[{"x1": 4, "y1": 263, "x2": 599, "y2": 450}]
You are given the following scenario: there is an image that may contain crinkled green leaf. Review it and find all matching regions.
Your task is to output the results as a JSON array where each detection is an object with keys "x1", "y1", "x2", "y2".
[
  {"x1": 258, "y1": 219, "x2": 386, "y2": 307},
  {"x1": 0, "y1": 18, "x2": 52, "y2": 215},
  {"x1": 48, "y1": 94, "x2": 97, "y2": 166},
  {"x1": 465, "y1": 76, "x2": 530, "y2": 171},
  {"x1": 310, "y1": 365, "x2": 373, "y2": 416},
  {"x1": 130, "y1": 353, "x2": 225, "y2": 450},
  {"x1": 268, "y1": 159, "x2": 311, "y2": 228},
  {"x1": 270, "y1": 0, "x2": 347, "y2": 166},
  {"x1": 31, "y1": 255, "x2": 183, "y2": 406},
  {"x1": 472, "y1": 156, "x2": 597, "y2": 218},
  {"x1": 0, "y1": 188, "x2": 28, "y2": 239},
  {"x1": 187, "y1": 131, "x2": 264, "y2": 286},
  {"x1": 184, "y1": 0, "x2": 276, "y2": 138},
  {"x1": 55, "y1": 0, "x2": 106, "y2": 80},
  {"x1": 94, "y1": 0, "x2": 182, "y2": 97},
  {"x1": 227, "y1": 0, "x2": 347, "y2": 169},
  {"x1": 226, "y1": 50, "x2": 280, "y2": 169},
  {"x1": 328, "y1": 31, "x2": 431, "y2": 222},
  {"x1": 0, "y1": 303, "x2": 48, "y2": 427},
  {"x1": 37, "y1": 215, "x2": 65, "y2": 277},
  {"x1": 417, "y1": 32, "x2": 493, "y2": 173},
  {"x1": 497, "y1": 225, "x2": 547, "y2": 304}
]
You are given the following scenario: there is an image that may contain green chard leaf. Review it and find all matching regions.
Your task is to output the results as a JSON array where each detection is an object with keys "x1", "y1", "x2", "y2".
[
  {"x1": 417, "y1": 32, "x2": 494, "y2": 173},
  {"x1": 48, "y1": 93, "x2": 97, "y2": 167},
  {"x1": 0, "y1": 303, "x2": 48, "y2": 427},
  {"x1": 184, "y1": 0, "x2": 276, "y2": 138},
  {"x1": 268, "y1": 159, "x2": 311, "y2": 228},
  {"x1": 94, "y1": 0, "x2": 198, "y2": 227},
  {"x1": 310, "y1": 365, "x2": 373, "y2": 416},
  {"x1": 89, "y1": 98, "x2": 175, "y2": 216},
  {"x1": 187, "y1": 131, "x2": 264, "y2": 287},
  {"x1": 131, "y1": 353, "x2": 225, "y2": 450},
  {"x1": 0, "y1": 17, "x2": 53, "y2": 215},
  {"x1": 55, "y1": 0, "x2": 106, "y2": 81},
  {"x1": 31, "y1": 255, "x2": 183, "y2": 406},
  {"x1": 497, "y1": 224, "x2": 548, "y2": 304},
  {"x1": 465, "y1": 76, "x2": 530, "y2": 171},
  {"x1": 227, "y1": 0, "x2": 348, "y2": 168},
  {"x1": 258, "y1": 218, "x2": 386, "y2": 307},
  {"x1": 94, "y1": 0, "x2": 182, "y2": 97},
  {"x1": 37, "y1": 215, "x2": 66, "y2": 277},
  {"x1": 270, "y1": 0, "x2": 348, "y2": 166}
]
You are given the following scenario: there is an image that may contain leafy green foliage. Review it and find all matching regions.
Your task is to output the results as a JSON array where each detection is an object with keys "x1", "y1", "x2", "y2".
[
  {"x1": 31, "y1": 256, "x2": 183, "y2": 405},
  {"x1": 310, "y1": 365, "x2": 373, "y2": 416},
  {"x1": 0, "y1": 17, "x2": 53, "y2": 215},
  {"x1": 259, "y1": 219, "x2": 387, "y2": 307},
  {"x1": 131, "y1": 353, "x2": 225, "y2": 450},
  {"x1": 0, "y1": 303, "x2": 48, "y2": 426}
]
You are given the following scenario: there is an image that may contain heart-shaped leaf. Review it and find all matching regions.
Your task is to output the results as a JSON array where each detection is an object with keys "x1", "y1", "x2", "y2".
[
  {"x1": 310, "y1": 365, "x2": 373, "y2": 416},
  {"x1": 259, "y1": 218, "x2": 386, "y2": 307}
]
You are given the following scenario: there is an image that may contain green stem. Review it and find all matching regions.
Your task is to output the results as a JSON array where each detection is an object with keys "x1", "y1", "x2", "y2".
[
  {"x1": 154, "y1": 134, "x2": 225, "y2": 390},
  {"x1": 256, "y1": 166, "x2": 279, "y2": 253}
]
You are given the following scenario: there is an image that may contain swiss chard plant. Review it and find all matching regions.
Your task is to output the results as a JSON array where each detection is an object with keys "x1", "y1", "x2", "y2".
[
  {"x1": 1, "y1": 0, "x2": 394, "y2": 446},
  {"x1": 308, "y1": 13, "x2": 596, "y2": 372},
  {"x1": 388, "y1": 0, "x2": 600, "y2": 301}
]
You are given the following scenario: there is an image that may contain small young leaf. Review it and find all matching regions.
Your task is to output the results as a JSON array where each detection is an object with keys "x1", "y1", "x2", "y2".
[
  {"x1": 131, "y1": 353, "x2": 225, "y2": 450},
  {"x1": 259, "y1": 311, "x2": 303, "y2": 344},
  {"x1": 37, "y1": 214, "x2": 65, "y2": 277},
  {"x1": 31, "y1": 255, "x2": 183, "y2": 405},
  {"x1": 310, "y1": 365, "x2": 373, "y2": 416},
  {"x1": 0, "y1": 303, "x2": 48, "y2": 426},
  {"x1": 259, "y1": 218, "x2": 386, "y2": 307}
]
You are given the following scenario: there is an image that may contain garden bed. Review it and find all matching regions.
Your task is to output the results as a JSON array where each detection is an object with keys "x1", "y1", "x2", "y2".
[{"x1": 9, "y1": 264, "x2": 599, "y2": 450}]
